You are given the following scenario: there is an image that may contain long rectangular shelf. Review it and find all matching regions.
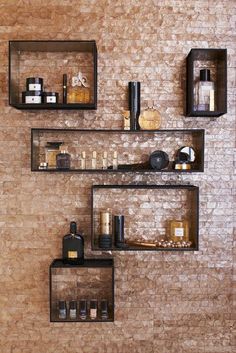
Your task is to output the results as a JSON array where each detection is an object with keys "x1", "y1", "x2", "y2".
[
  {"x1": 91, "y1": 184, "x2": 199, "y2": 251},
  {"x1": 31, "y1": 128, "x2": 205, "y2": 173}
]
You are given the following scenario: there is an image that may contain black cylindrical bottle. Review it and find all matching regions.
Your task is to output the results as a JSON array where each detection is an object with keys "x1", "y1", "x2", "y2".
[
  {"x1": 128, "y1": 81, "x2": 140, "y2": 130},
  {"x1": 114, "y1": 215, "x2": 125, "y2": 247},
  {"x1": 62, "y1": 221, "x2": 84, "y2": 264}
]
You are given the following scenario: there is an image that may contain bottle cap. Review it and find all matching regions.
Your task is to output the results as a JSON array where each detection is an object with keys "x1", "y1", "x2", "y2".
[
  {"x1": 58, "y1": 300, "x2": 66, "y2": 310},
  {"x1": 69, "y1": 300, "x2": 77, "y2": 309},
  {"x1": 70, "y1": 221, "x2": 77, "y2": 234},
  {"x1": 200, "y1": 69, "x2": 211, "y2": 81}
]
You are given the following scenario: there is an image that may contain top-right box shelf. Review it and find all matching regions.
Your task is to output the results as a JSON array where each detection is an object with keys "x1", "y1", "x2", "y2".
[{"x1": 186, "y1": 48, "x2": 227, "y2": 117}]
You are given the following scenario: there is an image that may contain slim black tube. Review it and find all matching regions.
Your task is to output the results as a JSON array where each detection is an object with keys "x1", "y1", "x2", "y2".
[{"x1": 128, "y1": 81, "x2": 140, "y2": 130}]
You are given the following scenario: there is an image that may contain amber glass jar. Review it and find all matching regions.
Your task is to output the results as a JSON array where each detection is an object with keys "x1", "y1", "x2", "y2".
[{"x1": 168, "y1": 220, "x2": 189, "y2": 242}]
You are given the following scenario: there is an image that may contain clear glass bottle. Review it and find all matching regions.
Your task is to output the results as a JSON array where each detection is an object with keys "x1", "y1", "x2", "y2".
[
  {"x1": 80, "y1": 151, "x2": 86, "y2": 169},
  {"x1": 62, "y1": 221, "x2": 84, "y2": 265},
  {"x1": 91, "y1": 151, "x2": 97, "y2": 169},
  {"x1": 45, "y1": 142, "x2": 62, "y2": 169},
  {"x1": 168, "y1": 220, "x2": 189, "y2": 242},
  {"x1": 195, "y1": 69, "x2": 215, "y2": 111},
  {"x1": 112, "y1": 151, "x2": 118, "y2": 170},
  {"x1": 56, "y1": 146, "x2": 71, "y2": 169},
  {"x1": 102, "y1": 151, "x2": 108, "y2": 169}
]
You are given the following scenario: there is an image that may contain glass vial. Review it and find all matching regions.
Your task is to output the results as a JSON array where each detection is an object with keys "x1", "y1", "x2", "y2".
[
  {"x1": 90, "y1": 299, "x2": 98, "y2": 320},
  {"x1": 102, "y1": 151, "x2": 108, "y2": 169},
  {"x1": 69, "y1": 300, "x2": 77, "y2": 319},
  {"x1": 80, "y1": 151, "x2": 86, "y2": 169},
  {"x1": 91, "y1": 151, "x2": 97, "y2": 169},
  {"x1": 79, "y1": 299, "x2": 87, "y2": 320},
  {"x1": 195, "y1": 69, "x2": 215, "y2": 111},
  {"x1": 58, "y1": 300, "x2": 67, "y2": 319},
  {"x1": 113, "y1": 151, "x2": 118, "y2": 170}
]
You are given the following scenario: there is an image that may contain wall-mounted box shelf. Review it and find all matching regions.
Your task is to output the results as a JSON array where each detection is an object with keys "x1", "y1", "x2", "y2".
[
  {"x1": 186, "y1": 48, "x2": 227, "y2": 117},
  {"x1": 9, "y1": 40, "x2": 97, "y2": 110},
  {"x1": 50, "y1": 259, "x2": 114, "y2": 322},
  {"x1": 91, "y1": 185, "x2": 199, "y2": 251},
  {"x1": 31, "y1": 128, "x2": 205, "y2": 173}
]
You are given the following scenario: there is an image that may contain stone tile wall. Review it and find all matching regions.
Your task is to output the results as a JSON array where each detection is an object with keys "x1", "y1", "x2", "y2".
[{"x1": 0, "y1": 1, "x2": 235, "y2": 352}]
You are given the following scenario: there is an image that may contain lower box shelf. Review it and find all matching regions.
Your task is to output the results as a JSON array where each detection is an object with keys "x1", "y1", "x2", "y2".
[{"x1": 49, "y1": 259, "x2": 114, "y2": 323}]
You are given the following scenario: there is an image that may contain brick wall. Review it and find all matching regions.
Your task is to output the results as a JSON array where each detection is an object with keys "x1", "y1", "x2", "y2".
[{"x1": 0, "y1": 1, "x2": 235, "y2": 352}]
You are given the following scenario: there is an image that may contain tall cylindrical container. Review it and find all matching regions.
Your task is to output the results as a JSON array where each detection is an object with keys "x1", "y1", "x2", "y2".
[
  {"x1": 128, "y1": 81, "x2": 140, "y2": 130},
  {"x1": 114, "y1": 215, "x2": 125, "y2": 247}
]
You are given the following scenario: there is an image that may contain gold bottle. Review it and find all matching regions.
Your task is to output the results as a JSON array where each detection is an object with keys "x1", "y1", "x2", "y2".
[
  {"x1": 67, "y1": 72, "x2": 90, "y2": 104},
  {"x1": 168, "y1": 220, "x2": 189, "y2": 242}
]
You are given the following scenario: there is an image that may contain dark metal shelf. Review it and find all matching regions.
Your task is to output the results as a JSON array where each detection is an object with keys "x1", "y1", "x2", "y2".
[
  {"x1": 50, "y1": 258, "x2": 113, "y2": 268},
  {"x1": 32, "y1": 167, "x2": 203, "y2": 173},
  {"x1": 11, "y1": 103, "x2": 97, "y2": 110}
]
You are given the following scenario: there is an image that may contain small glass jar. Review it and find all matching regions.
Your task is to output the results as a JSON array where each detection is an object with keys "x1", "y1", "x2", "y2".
[
  {"x1": 169, "y1": 220, "x2": 189, "y2": 242},
  {"x1": 79, "y1": 299, "x2": 87, "y2": 320}
]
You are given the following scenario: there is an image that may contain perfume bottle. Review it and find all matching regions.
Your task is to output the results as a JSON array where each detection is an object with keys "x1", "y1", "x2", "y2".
[
  {"x1": 45, "y1": 142, "x2": 63, "y2": 169},
  {"x1": 62, "y1": 221, "x2": 84, "y2": 264},
  {"x1": 99, "y1": 211, "x2": 112, "y2": 249},
  {"x1": 128, "y1": 81, "x2": 140, "y2": 130},
  {"x1": 56, "y1": 146, "x2": 71, "y2": 169},
  {"x1": 91, "y1": 151, "x2": 97, "y2": 169},
  {"x1": 67, "y1": 72, "x2": 90, "y2": 104},
  {"x1": 168, "y1": 220, "x2": 189, "y2": 242},
  {"x1": 112, "y1": 151, "x2": 118, "y2": 170},
  {"x1": 102, "y1": 151, "x2": 108, "y2": 169},
  {"x1": 80, "y1": 151, "x2": 86, "y2": 169},
  {"x1": 195, "y1": 69, "x2": 215, "y2": 111}
]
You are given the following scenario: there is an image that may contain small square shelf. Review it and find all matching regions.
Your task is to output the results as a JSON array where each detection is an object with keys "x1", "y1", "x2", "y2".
[
  {"x1": 49, "y1": 259, "x2": 114, "y2": 322},
  {"x1": 9, "y1": 40, "x2": 97, "y2": 110},
  {"x1": 186, "y1": 48, "x2": 227, "y2": 117},
  {"x1": 91, "y1": 184, "x2": 199, "y2": 251}
]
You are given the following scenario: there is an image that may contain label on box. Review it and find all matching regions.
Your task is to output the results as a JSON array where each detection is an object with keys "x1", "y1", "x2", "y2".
[
  {"x1": 29, "y1": 83, "x2": 42, "y2": 91},
  {"x1": 174, "y1": 228, "x2": 184, "y2": 237},
  {"x1": 46, "y1": 96, "x2": 56, "y2": 103},
  {"x1": 25, "y1": 96, "x2": 41, "y2": 104},
  {"x1": 68, "y1": 251, "x2": 78, "y2": 258}
]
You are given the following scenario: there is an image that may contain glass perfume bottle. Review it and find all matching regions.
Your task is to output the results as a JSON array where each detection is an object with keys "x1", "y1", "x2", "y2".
[
  {"x1": 56, "y1": 146, "x2": 71, "y2": 169},
  {"x1": 67, "y1": 72, "x2": 90, "y2": 104},
  {"x1": 100, "y1": 299, "x2": 109, "y2": 320},
  {"x1": 102, "y1": 151, "x2": 108, "y2": 169},
  {"x1": 195, "y1": 69, "x2": 215, "y2": 111},
  {"x1": 168, "y1": 220, "x2": 189, "y2": 242},
  {"x1": 112, "y1": 151, "x2": 118, "y2": 170},
  {"x1": 79, "y1": 299, "x2": 87, "y2": 320},
  {"x1": 62, "y1": 221, "x2": 84, "y2": 264},
  {"x1": 91, "y1": 151, "x2": 97, "y2": 169},
  {"x1": 45, "y1": 142, "x2": 62, "y2": 169},
  {"x1": 80, "y1": 151, "x2": 86, "y2": 169}
]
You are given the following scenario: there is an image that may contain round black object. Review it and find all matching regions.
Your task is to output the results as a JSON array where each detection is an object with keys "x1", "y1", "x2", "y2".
[{"x1": 149, "y1": 150, "x2": 169, "y2": 170}]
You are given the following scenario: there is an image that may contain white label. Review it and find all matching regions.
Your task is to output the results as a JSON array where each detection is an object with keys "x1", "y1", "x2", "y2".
[
  {"x1": 29, "y1": 83, "x2": 41, "y2": 91},
  {"x1": 46, "y1": 96, "x2": 56, "y2": 103},
  {"x1": 174, "y1": 228, "x2": 184, "y2": 237},
  {"x1": 25, "y1": 96, "x2": 41, "y2": 104}
]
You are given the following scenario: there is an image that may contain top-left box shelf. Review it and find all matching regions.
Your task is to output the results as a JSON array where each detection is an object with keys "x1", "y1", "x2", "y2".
[{"x1": 8, "y1": 40, "x2": 97, "y2": 110}]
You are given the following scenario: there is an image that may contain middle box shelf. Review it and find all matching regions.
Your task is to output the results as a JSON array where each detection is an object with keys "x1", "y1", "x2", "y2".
[
  {"x1": 91, "y1": 184, "x2": 199, "y2": 252},
  {"x1": 31, "y1": 128, "x2": 205, "y2": 173}
]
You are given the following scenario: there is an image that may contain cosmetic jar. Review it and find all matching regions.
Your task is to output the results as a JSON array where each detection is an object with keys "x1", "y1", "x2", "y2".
[
  {"x1": 22, "y1": 90, "x2": 42, "y2": 104},
  {"x1": 26, "y1": 77, "x2": 43, "y2": 91},
  {"x1": 43, "y1": 92, "x2": 59, "y2": 104}
]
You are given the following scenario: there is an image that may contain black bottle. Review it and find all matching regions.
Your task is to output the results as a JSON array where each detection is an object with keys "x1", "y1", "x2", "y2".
[
  {"x1": 62, "y1": 222, "x2": 84, "y2": 264},
  {"x1": 128, "y1": 81, "x2": 140, "y2": 130}
]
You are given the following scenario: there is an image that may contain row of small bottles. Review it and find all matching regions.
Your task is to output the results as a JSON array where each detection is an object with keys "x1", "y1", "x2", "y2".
[
  {"x1": 39, "y1": 142, "x2": 118, "y2": 170},
  {"x1": 58, "y1": 299, "x2": 109, "y2": 320}
]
